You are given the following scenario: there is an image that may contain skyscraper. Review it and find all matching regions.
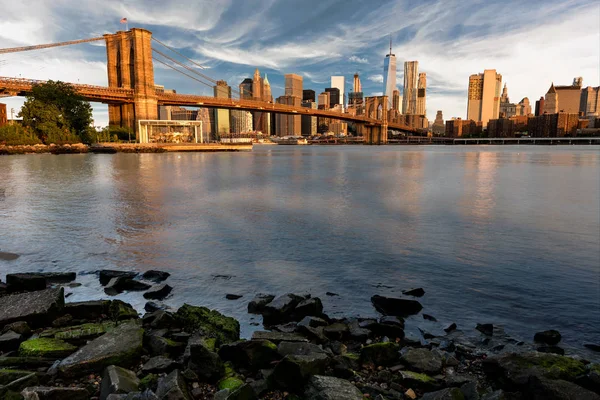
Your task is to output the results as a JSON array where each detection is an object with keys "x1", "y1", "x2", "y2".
[
  {"x1": 331, "y1": 76, "x2": 345, "y2": 108},
  {"x1": 467, "y1": 69, "x2": 502, "y2": 125},
  {"x1": 325, "y1": 88, "x2": 340, "y2": 109},
  {"x1": 213, "y1": 80, "x2": 231, "y2": 138},
  {"x1": 382, "y1": 38, "x2": 397, "y2": 110},
  {"x1": 402, "y1": 61, "x2": 418, "y2": 114},
  {"x1": 417, "y1": 72, "x2": 427, "y2": 116},
  {"x1": 392, "y1": 89, "x2": 400, "y2": 112},
  {"x1": 353, "y1": 73, "x2": 361, "y2": 93},
  {"x1": 284, "y1": 74, "x2": 303, "y2": 98},
  {"x1": 303, "y1": 90, "x2": 316, "y2": 102}
]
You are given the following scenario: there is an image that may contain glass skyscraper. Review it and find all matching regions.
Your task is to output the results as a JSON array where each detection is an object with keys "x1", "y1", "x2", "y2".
[{"x1": 382, "y1": 39, "x2": 397, "y2": 111}]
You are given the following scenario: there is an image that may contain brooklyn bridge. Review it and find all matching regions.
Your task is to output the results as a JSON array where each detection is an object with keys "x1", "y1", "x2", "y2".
[{"x1": 0, "y1": 28, "x2": 418, "y2": 144}]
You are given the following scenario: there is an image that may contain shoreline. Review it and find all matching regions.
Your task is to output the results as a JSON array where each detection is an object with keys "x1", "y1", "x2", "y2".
[{"x1": 1, "y1": 271, "x2": 599, "y2": 399}]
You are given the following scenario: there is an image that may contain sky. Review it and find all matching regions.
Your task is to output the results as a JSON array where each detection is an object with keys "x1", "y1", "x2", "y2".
[{"x1": 0, "y1": 0, "x2": 599, "y2": 126}]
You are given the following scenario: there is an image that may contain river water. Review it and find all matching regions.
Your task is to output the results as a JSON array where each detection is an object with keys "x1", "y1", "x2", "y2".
[{"x1": 1, "y1": 146, "x2": 599, "y2": 355}]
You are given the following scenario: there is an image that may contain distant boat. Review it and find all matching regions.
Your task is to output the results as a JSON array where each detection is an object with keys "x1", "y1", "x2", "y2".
[{"x1": 273, "y1": 137, "x2": 308, "y2": 145}]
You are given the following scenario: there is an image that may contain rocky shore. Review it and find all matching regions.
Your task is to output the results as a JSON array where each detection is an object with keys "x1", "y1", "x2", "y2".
[
  {"x1": 0, "y1": 271, "x2": 599, "y2": 400},
  {"x1": 0, "y1": 143, "x2": 90, "y2": 155}
]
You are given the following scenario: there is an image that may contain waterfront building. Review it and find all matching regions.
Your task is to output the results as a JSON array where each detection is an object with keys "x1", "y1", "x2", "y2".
[
  {"x1": 331, "y1": 76, "x2": 345, "y2": 108},
  {"x1": 303, "y1": 90, "x2": 316, "y2": 102},
  {"x1": 284, "y1": 74, "x2": 303, "y2": 98},
  {"x1": 213, "y1": 80, "x2": 231, "y2": 138},
  {"x1": 535, "y1": 96, "x2": 545, "y2": 116},
  {"x1": 392, "y1": 89, "x2": 400, "y2": 112},
  {"x1": 240, "y1": 78, "x2": 253, "y2": 99},
  {"x1": 402, "y1": 61, "x2": 418, "y2": 115},
  {"x1": 382, "y1": 39, "x2": 397, "y2": 110},
  {"x1": 301, "y1": 101, "x2": 317, "y2": 137},
  {"x1": 276, "y1": 95, "x2": 301, "y2": 136},
  {"x1": 171, "y1": 107, "x2": 198, "y2": 120},
  {"x1": 325, "y1": 88, "x2": 340, "y2": 109},
  {"x1": 432, "y1": 110, "x2": 445, "y2": 135},
  {"x1": 516, "y1": 98, "x2": 532, "y2": 116},
  {"x1": 467, "y1": 69, "x2": 502, "y2": 126},
  {"x1": 0, "y1": 103, "x2": 6, "y2": 127},
  {"x1": 528, "y1": 112, "x2": 579, "y2": 137},
  {"x1": 318, "y1": 92, "x2": 330, "y2": 110},
  {"x1": 329, "y1": 122, "x2": 348, "y2": 135},
  {"x1": 231, "y1": 110, "x2": 253, "y2": 134},
  {"x1": 543, "y1": 79, "x2": 582, "y2": 114},
  {"x1": 417, "y1": 72, "x2": 427, "y2": 116},
  {"x1": 445, "y1": 118, "x2": 481, "y2": 137},
  {"x1": 580, "y1": 86, "x2": 600, "y2": 116},
  {"x1": 197, "y1": 107, "x2": 214, "y2": 137},
  {"x1": 499, "y1": 83, "x2": 516, "y2": 117}
]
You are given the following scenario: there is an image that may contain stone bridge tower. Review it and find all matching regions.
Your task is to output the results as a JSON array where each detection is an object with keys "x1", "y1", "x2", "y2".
[
  {"x1": 363, "y1": 95, "x2": 389, "y2": 144},
  {"x1": 104, "y1": 28, "x2": 157, "y2": 135}
]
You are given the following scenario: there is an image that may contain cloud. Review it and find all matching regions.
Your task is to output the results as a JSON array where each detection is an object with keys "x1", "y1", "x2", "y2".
[
  {"x1": 368, "y1": 74, "x2": 384, "y2": 83},
  {"x1": 348, "y1": 55, "x2": 368, "y2": 64}
]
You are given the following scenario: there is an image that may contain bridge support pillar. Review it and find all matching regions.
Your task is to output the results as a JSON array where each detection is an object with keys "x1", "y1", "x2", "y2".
[
  {"x1": 364, "y1": 123, "x2": 388, "y2": 145},
  {"x1": 104, "y1": 28, "x2": 157, "y2": 139}
]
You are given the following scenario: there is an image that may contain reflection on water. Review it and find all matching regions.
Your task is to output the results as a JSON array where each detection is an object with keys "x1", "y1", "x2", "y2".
[{"x1": 0, "y1": 146, "x2": 599, "y2": 355}]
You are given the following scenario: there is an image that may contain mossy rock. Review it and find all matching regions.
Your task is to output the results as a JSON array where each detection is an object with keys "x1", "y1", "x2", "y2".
[
  {"x1": 109, "y1": 300, "x2": 139, "y2": 321},
  {"x1": 0, "y1": 369, "x2": 33, "y2": 385},
  {"x1": 3, "y1": 390, "x2": 23, "y2": 400},
  {"x1": 19, "y1": 338, "x2": 77, "y2": 358},
  {"x1": 218, "y1": 377, "x2": 244, "y2": 391},
  {"x1": 175, "y1": 304, "x2": 240, "y2": 344},
  {"x1": 41, "y1": 322, "x2": 116, "y2": 341},
  {"x1": 343, "y1": 352, "x2": 359, "y2": 361},
  {"x1": 360, "y1": 342, "x2": 400, "y2": 366},
  {"x1": 139, "y1": 373, "x2": 158, "y2": 391},
  {"x1": 401, "y1": 370, "x2": 436, "y2": 383}
]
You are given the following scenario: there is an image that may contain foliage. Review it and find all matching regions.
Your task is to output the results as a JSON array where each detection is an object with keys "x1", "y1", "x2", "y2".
[
  {"x1": 18, "y1": 80, "x2": 93, "y2": 143},
  {"x1": 318, "y1": 123, "x2": 329, "y2": 134},
  {"x1": 0, "y1": 124, "x2": 42, "y2": 146}
]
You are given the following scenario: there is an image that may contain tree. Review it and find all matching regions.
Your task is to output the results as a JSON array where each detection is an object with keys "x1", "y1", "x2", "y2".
[{"x1": 18, "y1": 80, "x2": 93, "y2": 143}]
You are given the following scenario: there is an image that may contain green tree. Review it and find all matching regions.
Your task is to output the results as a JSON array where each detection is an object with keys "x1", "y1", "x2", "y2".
[{"x1": 18, "y1": 80, "x2": 93, "y2": 143}]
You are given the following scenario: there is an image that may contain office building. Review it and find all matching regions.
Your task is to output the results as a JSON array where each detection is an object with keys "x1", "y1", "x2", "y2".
[
  {"x1": 329, "y1": 122, "x2": 348, "y2": 135},
  {"x1": 382, "y1": 39, "x2": 397, "y2": 110},
  {"x1": 240, "y1": 78, "x2": 253, "y2": 99},
  {"x1": 402, "y1": 61, "x2": 419, "y2": 114},
  {"x1": 325, "y1": 88, "x2": 340, "y2": 108},
  {"x1": 303, "y1": 90, "x2": 316, "y2": 102},
  {"x1": 392, "y1": 89, "x2": 400, "y2": 112},
  {"x1": 432, "y1": 110, "x2": 445, "y2": 135},
  {"x1": 535, "y1": 97, "x2": 545, "y2": 116},
  {"x1": 231, "y1": 111, "x2": 253, "y2": 134},
  {"x1": 284, "y1": 74, "x2": 303, "y2": 98},
  {"x1": 213, "y1": 80, "x2": 231, "y2": 138},
  {"x1": 275, "y1": 95, "x2": 301, "y2": 136},
  {"x1": 416, "y1": 72, "x2": 427, "y2": 116},
  {"x1": 580, "y1": 86, "x2": 599, "y2": 116},
  {"x1": 445, "y1": 118, "x2": 481, "y2": 137},
  {"x1": 516, "y1": 98, "x2": 532, "y2": 116},
  {"x1": 528, "y1": 112, "x2": 579, "y2": 137},
  {"x1": 467, "y1": 69, "x2": 502, "y2": 126},
  {"x1": 301, "y1": 101, "x2": 317, "y2": 137},
  {"x1": 252, "y1": 69, "x2": 263, "y2": 100},
  {"x1": 331, "y1": 76, "x2": 345, "y2": 107},
  {"x1": 318, "y1": 92, "x2": 330, "y2": 110},
  {"x1": 544, "y1": 78, "x2": 582, "y2": 114}
]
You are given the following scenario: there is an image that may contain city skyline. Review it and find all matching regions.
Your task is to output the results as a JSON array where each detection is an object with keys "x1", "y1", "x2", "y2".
[{"x1": 0, "y1": 0, "x2": 598, "y2": 126}]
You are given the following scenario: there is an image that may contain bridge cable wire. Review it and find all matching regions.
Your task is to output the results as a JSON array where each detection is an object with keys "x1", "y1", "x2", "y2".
[
  {"x1": 0, "y1": 37, "x2": 105, "y2": 55},
  {"x1": 151, "y1": 57, "x2": 215, "y2": 90}
]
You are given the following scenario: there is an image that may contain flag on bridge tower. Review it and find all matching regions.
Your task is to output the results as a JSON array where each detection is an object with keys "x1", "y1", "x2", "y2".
[{"x1": 120, "y1": 17, "x2": 129, "y2": 31}]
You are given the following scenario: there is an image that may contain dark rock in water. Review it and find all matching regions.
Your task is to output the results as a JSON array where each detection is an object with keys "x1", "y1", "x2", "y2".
[
  {"x1": 360, "y1": 342, "x2": 400, "y2": 366},
  {"x1": 65, "y1": 300, "x2": 110, "y2": 320},
  {"x1": 144, "y1": 302, "x2": 164, "y2": 313},
  {"x1": 105, "y1": 277, "x2": 152, "y2": 296},
  {"x1": 271, "y1": 353, "x2": 330, "y2": 392},
  {"x1": 371, "y1": 295, "x2": 423, "y2": 316},
  {"x1": 402, "y1": 288, "x2": 425, "y2": 297},
  {"x1": 58, "y1": 321, "x2": 143, "y2": 377},
  {"x1": 298, "y1": 316, "x2": 328, "y2": 329},
  {"x1": 476, "y1": 323, "x2": 494, "y2": 336},
  {"x1": 369, "y1": 317, "x2": 405, "y2": 340},
  {"x1": 156, "y1": 370, "x2": 191, "y2": 400},
  {"x1": 37, "y1": 272, "x2": 77, "y2": 283},
  {"x1": 304, "y1": 375, "x2": 364, "y2": 400},
  {"x1": 585, "y1": 343, "x2": 600, "y2": 352},
  {"x1": 21, "y1": 386, "x2": 89, "y2": 400},
  {"x1": 534, "y1": 329, "x2": 561, "y2": 346},
  {"x1": 225, "y1": 294, "x2": 243, "y2": 300},
  {"x1": 421, "y1": 387, "x2": 464, "y2": 400},
  {"x1": 218, "y1": 340, "x2": 280, "y2": 370},
  {"x1": 423, "y1": 314, "x2": 437, "y2": 322},
  {"x1": 401, "y1": 348, "x2": 443, "y2": 374},
  {"x1": 142, "y1": 310, "x2": 175, "y2": 329},
  {"x1": 0, "y1": 251, "x2": 20, "y2": 261},
  {"x1": 527, "y1": 376, "x2": 600, "y2": 400},
  {"x1": 326, "y1": 292, "x2": 339, "y2": 297},
  {"x1": 0, "y1": 288, "x2": 64, "y2": 328},
  {"x1": 99, "y1": 270, "x2": 138, "y2": 286},
  {"x1": 142, "y1": 270, "x2": 170, "y2": 283},
  {"x1": 142, "y1": 356, "x2": 179, "y2": 374},
  {"x1": 186, "y1": 334, "x2": 224, "y2": 382},
  {"x1": 143, "y1": 284, "x2": 173, "y2": 300},
  {"x1": 247, "y1": 294, "x2": 275, "y2": 314},
  {"x1": 251, "y1": 331, "x2": 308, "y2": 344},
  {"x1": 444, "y1": 323, "x2": 457, "y2": 333},
  {"x1": 293, "y1": 297, "x2": 324, "y2": 320},
  {"x1": 174, "y1": 304, "x2": 239, "y2": 344},
  {"x1": 261, "y1": 293, "x2": 306, "y2": 325},
  {"x1": 6, "y1": 273, "x2": 47, "y2": 293},
  {"x1": 537, "y1": 345, "x2": 565, "y2": 355},
  {"x1": 347, "y1": 320, "x2": 371, "y2": 342},
  {"x1": 100, "y1": 365, "x2": 140, "y2": 400},
  {"x1": 0, "y1": 330, "x2": 23, "y2": 352}
]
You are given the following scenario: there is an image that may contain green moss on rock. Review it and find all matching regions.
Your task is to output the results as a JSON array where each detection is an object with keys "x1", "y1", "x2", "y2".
[
  {"x1": 360, "y1": 342, "x2": 400, "y2": 366},
  {"x1": 19, "y1": 338, "x2": 77, "y2": 358},
  {"x1": 139, "y1": 373, "x2": 158, "y2": 391},
  {"x1": 401, "y1": 370, "x2": 436, "y2": 383},
  {"x1": 343, "y1": 352, "x2": 359, "y2": 361},
  {"x1": 218, "y1": 377, "x2": 244, "y2": 391},
  {"x1": 175, "y1": 304, "x2": 240, "y2": 344},
  {"x1": 41, "y1": 322, "x2": 116, "y2": 341},
  {"x1": 0, "y1": 369, "x2": 33, "y2": 385}
]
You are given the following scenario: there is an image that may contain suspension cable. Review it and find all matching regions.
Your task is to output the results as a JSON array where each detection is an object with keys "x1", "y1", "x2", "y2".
[
  {"x1": 152, "y1": 57, "x2": 215, "y2": 91},
  {"x1": 0, "y1": 37, "x2": 104, "y2": 55}
]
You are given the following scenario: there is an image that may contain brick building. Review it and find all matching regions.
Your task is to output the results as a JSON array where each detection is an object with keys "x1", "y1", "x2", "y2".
[
  {"x1": 0, "y1": 103, "x2": 6, "y2": 127},
  {"x1": 445, "y1": 118, "x2": 481, "y2": 137}
]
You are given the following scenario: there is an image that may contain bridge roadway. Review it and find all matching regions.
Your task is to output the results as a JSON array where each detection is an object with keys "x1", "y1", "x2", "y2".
[{"x1": 0, "y1": 76, "x2": 416, "y2": 133}]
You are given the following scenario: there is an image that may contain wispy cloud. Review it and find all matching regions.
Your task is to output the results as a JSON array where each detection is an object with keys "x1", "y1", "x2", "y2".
[
  {"x1": 368, "y1": 74, "x2": 384, "y2": 83},
  {"x1": 348, "y1": 55, "x2": 368, "y2": 64}
]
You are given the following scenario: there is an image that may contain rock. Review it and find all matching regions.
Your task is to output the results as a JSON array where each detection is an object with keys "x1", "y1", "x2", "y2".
[
  {"x1": 5, "y1": 273, "x2": 48, "y2": 293},
  {"x1": 0, "y1": 357, "x2": 57, "y2": 368},
  {"x1": 142, "y1": 271, "x2": 171, "y2": 283},
  {"x1": 251, "y1": 331, "x2": 308, "y2": 344},
  {"x1": 226, "y1": 384, "x2": 257, "y2": 400},
  {"x1": 0, "y1": 330, "x2": 24, "y2": 352},
  {"x1": 100, "y1": 365, "x2": 140, "y2": 400},
  {"x1": 271, "y1": 353, "x2": 330, "y2": 392},
  {"x1": 226, "y1": 294, "x2": 243, "y2": 300},
  {"x1": 293, "y1": 298, "x2": 324, "y2": 320},
  {"x1": 99, "y1": 270, "x2": 138, "y2": 286},
  {"x1": 144, "y1": 284, "x2": 173, "y2": 300},
  {"x1": 401, "y1": 348, "x2": 444, "y2": 374},
  {"x1": 421, "y1": 387, "x2": 465, "y2": 400},
  {"x1": 0, "y1": 370, "x2": 34, "y2": 385},
  {"x1": 304, "y1": 375, "x2": 363, "y2": 400},
  {"x1": 347, "y1": 320, "x2": 371, "y2": 342},
  {"x1": 52, "y1": 314, "x2": 73, "y2": 328},
  {"x1": 370, "y1": 295, "x2": 423, "y2": 316},
  {"x1": 0, "y1": 372, "x2": 38, "y2": 396},
  {"x1": 106, "y1": 390, "x2": 159, "y2": 400},
  {"x1": 402, "y1": 288, "x2": 425, "y2": 297},
  {"x1": 585, "y1": 344, "x2": 600, "y2": 352},
  {"x1": 156, "y1": 370, "x2": 191, "y2": 400},
  {"x1": 370, "y1": 317, "x2": 405, "y2": 340},
  {"x1": 21, "y1": 386, "x2": 89, "y2": 400},
  {"x1": 2, "y1": 321, "x2": 31, "y2": 336},
  {"x1": 45, "y1": 321, "x2": 116, "y2": 342},
  {"x1": 534, "y1": 330, "x2": 561, "y2": 346},
  {"x1": 58, "y1": 321, "x2": 144, "y2": 377},
  {"x1": 360, "y1": 343, "x2": 400, "y2": 366},
  {"x1": 143, "y1": 310, "x2": 175, "y2": 329},
  {"x1": 105, "y1": 277, "x2": 152, "y2": 296},
  {"x1": 423, "y1": 314, "x2": 437, "y2": 322},
  {"x1": 398, "y1": 370, "x2": 440, "y2": 391},
  {"x1": 0, "y1": 251, "x2": 19, "y2": 261},
  {"x1": 247, "y1": 294, "x2": 275, "y2": 314},
  {"x1": 476, "y1": 323, "x2": 493, "y2": 336},
  {"x1": 405, "y1": 388, "x2": 417, "y2": 400},
  {"x1": 174, "y1": 304, "x2": 239, "y2": 344},
  {"x1": 144, "y1": 302, "x2": 165, "y2": 313},
  {"x1": 323, "y1": 322, "x2": 349, "y2": 341},
  {"x1": 36, "y1": 272, "x2": 77, "y2": 283},
  {"x1": 527, "y1": 376, "x2": 600, "y2": 400},
  {"x1": 298, "y1": 316, "x2": 328, "y2": 329},
  {"x1": 261, "y1": 294, "x2": 305, "y2": 325},
  {"x1": 218, "y1": 377, "x2": 244, "y2": 391},
  {"x1": 278, "y1": 341, "x2": 328, "y2": 357},
  {"x1": 326, "y1": 292, "x2": 339, "y2": 297},
  {"x1": 147, "y1": 334, "x2": 185, "y2": 357},
  {"x1": 0, "y1": 288, "x2": 64, "y2": 328},
  {"x1": 460, "y1": 381, "x2": 479, "y2": 400},
  {"x1": 444, "y1": 323, "x2": 457, "y2": 333},
  {"x1": 218, "y1": 340, "x2": 280, "y2": 370},
  {"x1": 142, "y1": 356, "x2": 179, "y2": 374},
  {"x1": 19, "y1": 338, "x2": 77, "y2": 358},
  {"x1": 537, "y1": 345, "x2": 565, "y2": 355},
  {"x1": 108, "y1": 300, "x2": 140, "y2": 321},
  {"x1": 185, "y1": 334, "x2": 224, "y2": 382},
  {"x1": 64, "y1": 300, "x2": 110, "y2": 320}
]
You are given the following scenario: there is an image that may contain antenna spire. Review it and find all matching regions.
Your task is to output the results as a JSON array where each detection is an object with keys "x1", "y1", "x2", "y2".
[{"x1": 389, "y1": 35, "x2": 392, "y2": 54}]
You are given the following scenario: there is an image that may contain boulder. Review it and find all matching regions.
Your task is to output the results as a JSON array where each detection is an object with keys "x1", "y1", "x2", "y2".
[
  {"x1": 105, "y1": 277, "x2": 152, "y2": 295},
  {"x1": 142, "y1": 356, "x2": 179, "y2": 374},
  {"x1": 144, "y1": 284, "x2": 173, "y2": 300},
  {"x1": 106, "y1": 390, "x2": 159, "y2": 400},
  {"x1": 19, "y1": 338, "x2": 77, "y2": 358},
  {"x1": 347, "y1": 320, "x2": 371, "y2": 342},
  {"x1": 108, "y1": 300, "x2": 140, "y2": 321},
  {"x1": 226, "y1": 294, "x2": 243, "y2": 300},
  {"x1": 304, "y1": 375, "x2": 363, "y2": 400},
  {"x1": 144, "y1": 302, "x2": 164, "y2": 313},
  {"x1": 298, "y1": 316, "x2": 328, "y2": 329},
  {"x1": 323, "y1": 322, "x2": 349, "y2": 341},
  {"x1": 261, "y1": 294, "x2": 305, "y2": 325},
  {"x1": 21, "y1": 386, "x2": 89, "y2": 400},
  {"x1": 423, "y1": 314, "x2": 438, "y2": 322},
  {"x1": 100, "y1": 365, "x2": 140, "y2": 400},
  {"x1": 360, "y1": 342, "x2": 400, "y2": 366},
  {"x1": 4, "y1": 321, "x2": 32, "y2": 336},
  {"x1": 369, "y1": 317, "x2": 405, "y2": 340},
  {"x1": 397, "y1": 370, "x2": 440, "y2": 391},
  {"x1": 0, "y1": 288, "x2": 64, "y2": 328},
  {"x1": 537, "y1": 345, "x2": 565, "y2": 355},
  {"x1": 58, "y1": 321, "x2": 144, "y2": 377},
  {"x1": 277, "y1": 341, "x2": 328, "y2": 358},
  {"x1": 99, "y1": 270, "x2": 138, "y2": 286},
  {"x1": 0, "y1": 251, "x2": 19, "y2": 261},
  {"x1": 421, "y1": 388, "x2": 465, "y2": 400},
  {"x1": 156, "y1": 370, "x2": 191, "y2": 400},
  {"x1": 0, "y1": 330, "x2": 24, "y2": 352},
  {"x1": 271, "y1": 353, "x2": 330, "y2": 392},
  {"x1": 64, "y1": 300, "x2": 110, "y2": 320},
  {"x1": 142, "y1": 270, "x2": 170, "y2": 283},
  {"x1": 293, "y1": 298, "x2": 324, "y2": 320},
  {"x1": 527, "y1": 376, "x2": 600, "y2": 400},
  {"x1": 402, "y1": 288, "x2": 425, "y2": 297},
  {"x1": 370, "y1": 295, "x2": 423, "y2": 316},
  {"x1": 534, "y1": 330, "x2": 562, "y2": 346},
  {"x1": 6, "y1": 273, "x2": 47, "y2": 292},
  {"x1": 444, "y1": 323, "x2": 457, "y2": 333},
  {"x1": 401, "y1": 348, "x2": 444, "y2": 374},
  {"x1": 142, "y1": 310, "x2": 175, "y2": 329},
  {"x1": 221, "y1": 384, "x2": 256, "y2": 400},
  {"x1": 174, "y1": 304, "x2": 239, "y2": 344},
  {"x1": 247, "y1": 294, "x2": 275, "y2": 314},
  {"x1": 251, "y1": 331, "x2": 308, "y2": 344},
  {"x1": 36, "y1": 272, "x2": 77, "y2": 283},
  {"x1": 218, "y1": 340, "x2": 280, "y2": 370},
  {"x1": 146, "y1": 333, "x2": 185, "y2": 357},
  {"x1": 43, "y1": 321, "x2": 116, "y2": 342},
  {"x1": 476, "y1": 323, "x2": 494, "y2": 336},
  {"x1": 185, "y1": 334, "x2": 224, "y2": 382},
  {"x1": 585, "y1": 344, "x2": 600, "y2": 352}
]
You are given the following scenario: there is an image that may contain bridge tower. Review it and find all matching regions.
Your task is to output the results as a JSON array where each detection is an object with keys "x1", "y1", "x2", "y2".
[
  {"x1": 104, "y1": 28, "x2": 157, "y2": 136},
  {"x1": 363, "y1": 96, "x2": 388, "y2": 144}
]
